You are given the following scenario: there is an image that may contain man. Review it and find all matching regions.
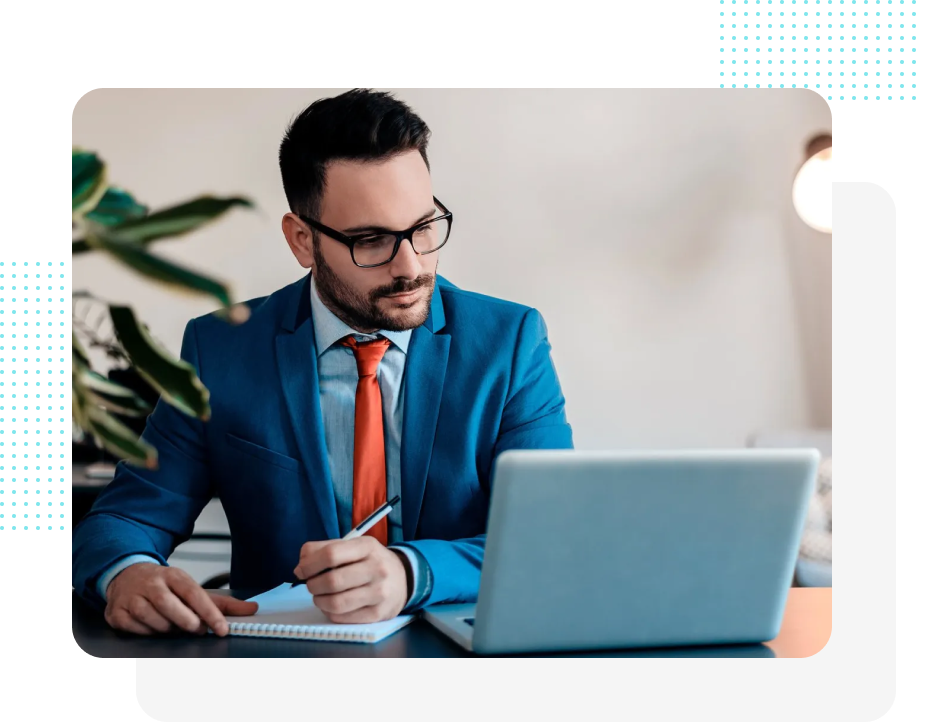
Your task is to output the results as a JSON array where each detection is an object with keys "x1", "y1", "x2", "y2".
[{"x1": 72, "y1": 89, "x2": 573, "y2": 637}]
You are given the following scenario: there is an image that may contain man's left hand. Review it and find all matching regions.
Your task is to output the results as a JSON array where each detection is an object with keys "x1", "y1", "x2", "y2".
[{"x1": 293, "y1": 537, "x2": 409, "y2": 623}]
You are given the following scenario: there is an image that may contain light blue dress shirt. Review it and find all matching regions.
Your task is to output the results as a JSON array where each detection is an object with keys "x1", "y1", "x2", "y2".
[{"x1": 97, "y1": 273, "x2": 433, "y2": 611}]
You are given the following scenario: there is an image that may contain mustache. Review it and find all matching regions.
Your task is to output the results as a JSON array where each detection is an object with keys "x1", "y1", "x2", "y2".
[{"x1": 372, "y1": 275, "x2": 434, "y2": 299}]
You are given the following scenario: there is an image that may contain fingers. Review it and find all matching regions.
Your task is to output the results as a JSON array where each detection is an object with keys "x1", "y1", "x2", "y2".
[
  {"x1": 102, "y1": 564, "x2": 244, "y2": 638},
  {"x1": 127, "y1": 596, "x2": 174, "y2": 633},
  {"x1": 143, "y1": 584, "x2": 205, "y2": 635},
  {"x1": 296, "y1": 540, "x2": 336, "y2": 565},
  {"x1": 104, "y1": 597, "x2": 171, "y2": 636},
  {"x1": 294, "y1": 537, "x2": 377, "y2": 580},
  {"x1": 326, "y1": 604, "x2": 390, "y2": 625},
  {"x1": 313, "y1": 584, "x2": 381, "y2": 617},
  {"x1": 306, "y1": 562, "x2": 372, "y2": 596},
  {"x1": 165, "y1": 573, "x2": 232, "y2": 636},
  {"x1": 211, "y1": 594, "x2": 260, "y2": 618},
  {"x1": 116, "y1": 616, "x2": 160, "y2": 636}
]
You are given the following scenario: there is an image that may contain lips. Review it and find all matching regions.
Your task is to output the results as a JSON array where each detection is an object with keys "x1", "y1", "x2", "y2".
[{"x1": 385, "y1": 288, "x2": 420, "y2": 300}]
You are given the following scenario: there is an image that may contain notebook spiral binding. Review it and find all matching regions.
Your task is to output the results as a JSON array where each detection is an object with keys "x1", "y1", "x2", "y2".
[{"x1": 227, "y1": 621, "x2": 375, "y2": 643}]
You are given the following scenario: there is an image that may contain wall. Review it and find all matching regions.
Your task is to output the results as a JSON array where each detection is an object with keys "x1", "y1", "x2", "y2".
[{"x1": 72, "y1": 88, "x2": 832, "y2": 449}]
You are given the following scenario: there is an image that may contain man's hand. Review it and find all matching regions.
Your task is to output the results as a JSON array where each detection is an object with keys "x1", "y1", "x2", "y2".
[
  {"x1": 104, "y1": 563, "x2": 258, "y2": 636},
  {"x1": 294, "y1": 537, "x2": 409, "y2": 623}
]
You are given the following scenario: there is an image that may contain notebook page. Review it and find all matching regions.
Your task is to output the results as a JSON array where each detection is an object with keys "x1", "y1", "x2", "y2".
[{"x1": 223, "y1": 583, "x2": 414, "y2": 641}]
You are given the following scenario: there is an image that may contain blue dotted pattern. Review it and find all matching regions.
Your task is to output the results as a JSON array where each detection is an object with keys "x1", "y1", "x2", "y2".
[
  {"x1": 0, "y1": 261, "x2": 69, "y2": 532},
  {"x1": 720, "y1": 0, "x2": 918, "y2": 99}
]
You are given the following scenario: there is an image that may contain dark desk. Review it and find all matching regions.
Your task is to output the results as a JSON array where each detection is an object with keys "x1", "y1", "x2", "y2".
[{"x1": 73, "y1": 588, "x2": 830, "y2": 658}]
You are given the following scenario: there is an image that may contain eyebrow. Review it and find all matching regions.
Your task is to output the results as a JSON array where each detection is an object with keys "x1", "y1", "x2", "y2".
[{"x1": 341, "y1": 206, "x2": 437, "y2": 235}]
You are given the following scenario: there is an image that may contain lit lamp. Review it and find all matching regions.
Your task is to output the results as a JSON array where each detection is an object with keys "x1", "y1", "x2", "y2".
[{"x1": 792, "y1": 133, "x2": 832, "y2": 234}]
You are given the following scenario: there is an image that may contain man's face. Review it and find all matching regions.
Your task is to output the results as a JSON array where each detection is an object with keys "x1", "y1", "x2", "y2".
[{"x1": 286, "y1": 149, "x2": 439, "y2": 333}]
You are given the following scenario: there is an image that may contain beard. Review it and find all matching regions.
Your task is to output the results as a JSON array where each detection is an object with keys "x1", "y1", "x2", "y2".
[{"x1": 312, "y1": 242, "x2": 436, "y2": 333}]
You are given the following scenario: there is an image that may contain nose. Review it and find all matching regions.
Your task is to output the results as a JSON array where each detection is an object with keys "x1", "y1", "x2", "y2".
[{"x1": 389, "y1": 236, "x2": 423, "y2": 279}]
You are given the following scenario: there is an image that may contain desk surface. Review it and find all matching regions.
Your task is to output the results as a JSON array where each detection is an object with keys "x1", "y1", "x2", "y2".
[{"x1": 73, "y1": 587, "x2": 830, "y2": 658}]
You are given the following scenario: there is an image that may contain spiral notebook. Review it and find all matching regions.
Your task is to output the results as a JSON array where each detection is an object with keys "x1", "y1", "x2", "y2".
[{"x1": 221, "y1": 582, "x2": 415, "y2": 643}]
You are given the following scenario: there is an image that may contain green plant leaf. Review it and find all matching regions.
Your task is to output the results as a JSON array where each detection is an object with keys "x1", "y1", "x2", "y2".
[
  {"x1": 73, "y1": 332, "x2": 90, "y2": 367},
  {"x1": 72, "y1": 388, "x2": 90, "y2": 432},
  {"x1": 85, "y1": 233, "x2": 235, "y2": 309},
  {"x1": 86, "y1": 404, "x2": 158, "y2": 468},
  {"x1": 109, "y1": 305, "x2": 211, "y2": 420},
  {"x1": 72, "y1": 149, "x2": 108, "y2": 216},
  {"x1": 103, "y1": 196, "x2": 253, "y2": 244},
  {"x1": 71, "y1": 196, "x2": 253, "y2": 255},
  {"x1": 84, "y1": 187, "x2": 148, "y2": 226},
  {"x1": 79, "y1": 368, "x2": 152, "y2": 417}
]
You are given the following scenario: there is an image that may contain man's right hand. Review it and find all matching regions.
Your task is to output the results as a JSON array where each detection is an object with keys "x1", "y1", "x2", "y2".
[{"x1": 103, "y1": 563, "x2": 258, "y2": 637}]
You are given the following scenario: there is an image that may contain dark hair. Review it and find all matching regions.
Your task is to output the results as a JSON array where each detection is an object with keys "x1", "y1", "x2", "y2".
[{"x1": 279, "y1": 88, "x2": 432, "y2": 222}]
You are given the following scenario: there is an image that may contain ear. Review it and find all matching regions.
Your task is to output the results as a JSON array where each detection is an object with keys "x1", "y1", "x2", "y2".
[{"x1": 282, "y1": 213, "x2": 315, "y2": 270}]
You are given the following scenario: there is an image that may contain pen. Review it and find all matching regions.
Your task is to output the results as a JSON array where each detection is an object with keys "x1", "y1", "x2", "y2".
[{"x1": 291, "y1": 495, "x2": 400, "y2": 586}]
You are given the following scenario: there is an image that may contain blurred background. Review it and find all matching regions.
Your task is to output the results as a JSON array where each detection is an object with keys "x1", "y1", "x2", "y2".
[{"x1": 72, "y1": 89, "x2": 832, "y2": 588}]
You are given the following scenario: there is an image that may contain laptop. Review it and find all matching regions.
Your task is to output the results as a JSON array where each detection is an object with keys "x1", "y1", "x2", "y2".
[{"x1": 423, "y1": 448, "x2": 819, "y2": 654}]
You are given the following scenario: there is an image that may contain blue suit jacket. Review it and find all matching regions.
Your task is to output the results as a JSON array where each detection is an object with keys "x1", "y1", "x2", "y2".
[{"x1": 72, "y1": 273, "x2": 574, "y2": 611}]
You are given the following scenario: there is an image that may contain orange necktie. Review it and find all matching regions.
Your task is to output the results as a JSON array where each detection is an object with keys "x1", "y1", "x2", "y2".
[{"x1": 340, "y1": 335, "x2": 391, "y2": 545}]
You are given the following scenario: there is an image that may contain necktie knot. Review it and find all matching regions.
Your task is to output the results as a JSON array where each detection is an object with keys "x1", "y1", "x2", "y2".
[{"x1": 340, "y1": 336, "x2": 391, "y2": 377}]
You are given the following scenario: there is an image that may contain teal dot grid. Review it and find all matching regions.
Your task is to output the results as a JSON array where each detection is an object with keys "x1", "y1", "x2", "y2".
[
  {"x1": 0, "y1": 261, "x2": 69, "y2": 532},
  {"x1": 720, "y1": 0, "x2": 918, "y2": 99}
]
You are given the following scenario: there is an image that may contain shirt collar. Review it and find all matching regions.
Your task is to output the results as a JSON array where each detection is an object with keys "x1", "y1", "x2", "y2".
[{"x1": 310, "y1": 272, "x2": 412, "y2": 356}]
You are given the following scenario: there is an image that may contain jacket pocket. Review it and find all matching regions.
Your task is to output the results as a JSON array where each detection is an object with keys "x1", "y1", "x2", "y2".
[{"x1": 225, "y1": 432, "x2": 302, "y2": 474}]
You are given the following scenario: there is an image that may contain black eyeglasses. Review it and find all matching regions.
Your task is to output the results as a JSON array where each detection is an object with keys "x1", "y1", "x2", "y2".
[{"x1": 299, "y1": 196, "x2": 453, "y2": 268}]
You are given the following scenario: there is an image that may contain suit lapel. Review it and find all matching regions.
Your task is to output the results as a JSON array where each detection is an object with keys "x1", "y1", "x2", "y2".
[
  {"x1": 400, "y1": 283, "x2": 451, "y2": 540},
  {"x1": 275, "y1": 275, "x2": 340, "y2": 540},
  {"x1": 274, "y1": 274, "x2": 452, "y2": 542}
]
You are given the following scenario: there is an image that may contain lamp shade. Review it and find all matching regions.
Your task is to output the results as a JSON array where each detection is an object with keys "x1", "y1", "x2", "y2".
[{"x1": 792, "y1": 133, "x2": 832, "y2": 234}]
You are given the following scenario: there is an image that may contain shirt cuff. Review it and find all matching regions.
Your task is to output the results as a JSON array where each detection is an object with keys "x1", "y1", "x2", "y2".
[
  {"x1": 389, "y1": 545, "x2": 433, "y2": 611},
  {"x1": 96, "y1": 554, "x2": 163, "y2": 601}
]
